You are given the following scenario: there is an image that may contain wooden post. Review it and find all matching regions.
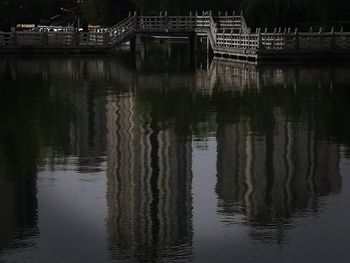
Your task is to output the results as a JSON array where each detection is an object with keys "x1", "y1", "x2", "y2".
[
  {"x1": 104, "y1": 32, "x2": 110, "y2": 47},
  {"x1": 43, "y1": 32, "x2": 49, "y2": 46},
  {"x1": 295, "y1": 28, "x2": 299, "y2": 50},
  {"x1": 272, "y1": 28, "x2": 277, "y2": 49},
  {"x1": 134, "y1": 11, "x2": 138, "y2": 28},
  {"x1": 239, "y1": 28, "x2": 242, "y2": 49},
  {"x1": 248, "y1": 30, "x2": 251, "y2": 50},
  {"x1": 163, "y1": 11, "x2": 168, "y2": 30},
  {"x1": 75, "y1": 31, "x2": 79, "y2": 46},
  {"x1": 319, "y1": 27, "x2": 323, "y2": 48},
  {"x1": 134, "y1": 34, "x2": 143, "y2": 53},
  {"x1": 11, "y1": 32, "x2": 17, "y2": 46},
  {"x1": 224, "y1": 32, "x2": 230, "y2": 47},
  {"x1": 257, "y1": 28, "x2": 262, "y2": 50},
  {"x1": 331, "y1": 27, "x2": 335, "y2": 49},
  {"x1": 195, "y1": 11, "x2": 198, "y2": 28},
  {"x1": 206, "y1": 35, "x2": 209, "y2": 57}
]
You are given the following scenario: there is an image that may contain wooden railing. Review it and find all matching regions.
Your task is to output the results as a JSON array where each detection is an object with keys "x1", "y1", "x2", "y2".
[
  {"x1": 259, "y1": 29, "x2": 350, "y2": 50},
  {"x1": 195, "y1": 15, "x2": 211, "y2": 29},
  {"x1": 136, "y1": 16, "x2": 196, "y2": 31},
  {"x1": 0, "y1": 31, "x2": 109, "y2": 47},
  {"x1": 0, "y1": 32, "x2": 14, "y2": 46},
  {"x1": 109, "y1": 16, "x2": 135, "y2": 45},
  {"x1": 208, "y1": 16, "x2": 217, "y2": 48},
  {"x1": 216, "y1": 31, "x2": 259, "y2": 51},
  {"x1": 215, "y1": 28, "x2": 350, "y2": 52},
  {"x1": 214, "y1": 14, "x2": 249, "y2": 33},
  {"x1": 1, "y1": 13, "x2": 350, "y2": 54},
  {"x1": 108, "y1": 13, "x2": 218, "y2": 48},
  {"x1": 15, "y1": 32, "x2": 47, "y2": 46},
  {"x1": 47, "y1": 32, "x2": 76, "y2": 46},
  {"x1": 79, "y1": 32, "x2": 110, "y2": 46}
]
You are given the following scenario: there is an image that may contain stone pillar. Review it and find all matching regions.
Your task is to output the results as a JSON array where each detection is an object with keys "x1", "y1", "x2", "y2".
[
  {"x1": 207, "y1": 36, "x2": 210, "y2": 57},
  {"x1": 189, "y1": 33, "x2": 197, "y2": 68},
  {"x1": 130, "y1": 34, "x2": 143, "y2": 53}
]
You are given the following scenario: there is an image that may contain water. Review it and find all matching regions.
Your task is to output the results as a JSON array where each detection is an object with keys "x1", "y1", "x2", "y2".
[{"x1": 1, "y1": 45, "x2": 350, "y2": 262}]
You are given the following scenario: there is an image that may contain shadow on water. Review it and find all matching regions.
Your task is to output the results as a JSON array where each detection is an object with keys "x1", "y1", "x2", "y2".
[{"x1": 0, "y1": 42, "x2": 350, "y2": 261}]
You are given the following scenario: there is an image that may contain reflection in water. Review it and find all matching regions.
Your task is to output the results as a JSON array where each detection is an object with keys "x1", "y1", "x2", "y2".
[
  {"x1": 106, "y1": 95, "x2": 193, "y2": 262},
  {"x1": 0, "y1": 50, "x2": 350, "y2": 261},
  {"x1": 72, "y1": 84, "x2": 107, "y2": 173},
  {"x1": 0, "y1": 65, "x2": 40, "y2": 253},
  {"x1": 213, "y1": 61, "x2": 344, "y2": 243},
  {"x1": 216, "y1": 114, "x2": 341, "y2": 242},
  {"x1": 0, "y1": 161, "x2": 38, "y2": 252}
]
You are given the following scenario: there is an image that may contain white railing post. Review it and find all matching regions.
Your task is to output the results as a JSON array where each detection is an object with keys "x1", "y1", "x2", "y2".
[
  {"x1": 134, "y1": 11, "x2": 138, "y2": 29},
  {"x1": 257, "y1": 28, "x2": 262, "y2": 50},
  {"x1": 248, "y1": 28, "x2": 251, "y2": 50},
  {"x1": 195, "y1": 11, "x2": 198, "y2": 28},
  {"x1": 294, "y1": 28, "x2": 299, "y2": 50},
  {"x1": 239, "y1": 28, "x2": 242, "y2": 49},
  {"x1": 331, "y1": 27, "x2": 335, "y2": 49}
]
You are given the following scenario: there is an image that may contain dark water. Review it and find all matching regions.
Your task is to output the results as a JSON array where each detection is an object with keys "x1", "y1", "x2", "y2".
[{"x1": 1, "y1": 46, "x2": 350, "y2": 263}]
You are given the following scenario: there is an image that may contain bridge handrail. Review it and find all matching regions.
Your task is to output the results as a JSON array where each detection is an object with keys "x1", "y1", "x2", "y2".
[
  {"x1": 213, "y1": 28, "x2": 350, "y2": 51},
  {"x1": 216, "y1": 32, "x2": 258, "y2": 50},
  {"x1": 109, "y1": 17, "x2": 135, "y2": 44},
  {"x1": 0, "y1": 32, "x2": 15, "y2": 46},
  {"x1": 109, "y1": 17, "x2": 135, "y2": 32},
  {"x1": 2, "y1": 14, "x2": 350, "y2": 52},
  {"x1": 136, "y1": 16, "x2": 197, "y2": 31},
  {"x1": 208, "y1": 15, "x2": 217, "y2": 47},
  {"x1": 240, "y1": 15, "x2": 250, "y2": 34},
  {"x1": 195, "y1": 15, "x2": 211, "y2": 28},
  {"x1": 0, "y1": 31, "x2": 109, "y2": 47},
  {"x1": 214, "y1": 15, "x2": 248, "y2": 32}
]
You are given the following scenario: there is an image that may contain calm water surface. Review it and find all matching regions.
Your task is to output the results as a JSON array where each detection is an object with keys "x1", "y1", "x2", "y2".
[{"x1": 1, "y1": 46, "x2": 350, "y2": 262}]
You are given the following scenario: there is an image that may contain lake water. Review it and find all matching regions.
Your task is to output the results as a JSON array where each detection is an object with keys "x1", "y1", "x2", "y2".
[{"x1": 1, "y1": 45, "x2": 350, "y2": 263}]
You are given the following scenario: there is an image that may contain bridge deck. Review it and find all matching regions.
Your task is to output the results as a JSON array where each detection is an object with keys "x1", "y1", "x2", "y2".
[{"x1": 1, "y1": 12, "x2": 350, "y2": 62}]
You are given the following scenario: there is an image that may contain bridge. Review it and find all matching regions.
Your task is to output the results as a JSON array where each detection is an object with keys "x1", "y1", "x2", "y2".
[{"x1": 1, "y1": 11, "x2": 350, "y2": 62}]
